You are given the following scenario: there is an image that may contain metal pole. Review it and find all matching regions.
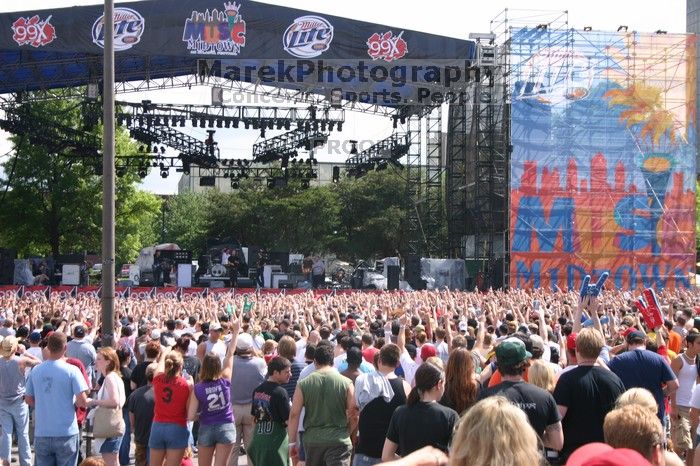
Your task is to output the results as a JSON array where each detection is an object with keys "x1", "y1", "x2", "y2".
[{"x1": 101, "y1": 0, "x2": 115, "y2": 348}]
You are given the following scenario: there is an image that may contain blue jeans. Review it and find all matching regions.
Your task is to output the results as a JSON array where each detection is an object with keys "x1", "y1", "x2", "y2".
[
  {"x1": 119, "y1": 406, "x2": 131, "y2": 465},
  {"x1": 0, "y1": 399, "x2": 31, "y2": 466},
  {"x1": 34, "y1": 434, "x2": 80, "y2": 466},
  {"x1": 352, "y1": 454, "x2": 383, "y2": 466}
]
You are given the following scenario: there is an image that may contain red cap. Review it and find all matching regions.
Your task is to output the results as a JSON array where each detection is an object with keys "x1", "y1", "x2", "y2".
[
  {"x1": 345, "y1": 318, "x2": 356, "y2": 329},
  {"x1": 621, "y1": 327, "x2": 638, "y2": 338},
  {"x1": 420, "y1": 344, "x2": 437, "y2": 361},
  {"x1": 566, "y1": 443, "x2": 651, "y2": 466},
  {"x1": 567, "y1": 333, "x2": 577, "y2": 351}
]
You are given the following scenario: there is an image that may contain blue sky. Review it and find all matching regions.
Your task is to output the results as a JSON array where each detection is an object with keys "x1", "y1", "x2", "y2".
[{"x1": 0, "y1": 0, "x2": 686, "y2": 194}]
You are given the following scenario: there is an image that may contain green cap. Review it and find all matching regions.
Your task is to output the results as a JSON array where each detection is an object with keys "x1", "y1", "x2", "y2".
[{"x1": 495, "y1": 339, "x2": 532, "y2": 366}]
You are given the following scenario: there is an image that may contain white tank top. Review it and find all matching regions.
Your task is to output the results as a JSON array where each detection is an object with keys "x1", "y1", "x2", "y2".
[
  {"x1": 677, "y1": 353, "x2": 697, "y2": 407},
  {"x1": 205, "y1": 339, "x2": 227, "y2": 363}
]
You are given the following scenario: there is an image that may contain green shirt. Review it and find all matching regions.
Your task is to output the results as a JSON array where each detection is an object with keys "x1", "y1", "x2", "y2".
[{"x1": 299, "y1": 369, "x2": 351, "y2": 446}]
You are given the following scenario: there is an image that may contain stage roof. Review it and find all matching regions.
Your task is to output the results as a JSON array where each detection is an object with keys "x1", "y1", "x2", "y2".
[{"x1": 0, "y1": 1, "x2": 477, "y2": 106}]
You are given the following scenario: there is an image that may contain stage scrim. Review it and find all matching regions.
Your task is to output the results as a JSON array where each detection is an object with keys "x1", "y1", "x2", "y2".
[{"x1": 509, "y1": 28, "x2": 697, "y2": 290}]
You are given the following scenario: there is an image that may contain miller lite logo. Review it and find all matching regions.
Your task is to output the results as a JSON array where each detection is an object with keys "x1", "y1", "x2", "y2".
[
  {"x1": 283, "y1": 15, "x2": 333, "y2": 58},
  {"x1": 92, "y1": 7, "x2": 145, "y2": 51}
]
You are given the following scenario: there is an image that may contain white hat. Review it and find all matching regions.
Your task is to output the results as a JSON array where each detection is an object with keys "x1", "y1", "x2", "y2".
[
  {"x1": 458, "y1": 321, "x2": 469, "y2": 332},
  {"x1": 236, "y1": 333, "x2": 254, "y2": 351},
  {"x1": 150, "y1": 329, "x2": 161, "y2": 340}
]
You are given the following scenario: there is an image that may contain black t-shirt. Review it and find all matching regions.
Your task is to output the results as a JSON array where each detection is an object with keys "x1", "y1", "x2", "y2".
[
  {"x1": 251, "y1": 381, "x2": 290, "y2": 424},
  {"x1": 357, "y1": 378, "x2": 407, "y2": 458},
  {"x1": 479, "y1": 380, "x2": 560, "y2": 437},
  {"x1": 385, "y1": 401, "x2": 459, "y2": 456},
  {"x1": 553, "y1": 365, "x2": 626, "y2": 461},
  {"x1": 121, "y1": 366, "x2": 133, "y2": 400},
  {"x1": 183, "y1": 356, "x2": 201, "y2": 383},
  {"x1": 130, "y1": 361, "x2": 150, "y2": 389},
  {"x1": 127, "y1": 385, "x2": 156, "y2": 445}
]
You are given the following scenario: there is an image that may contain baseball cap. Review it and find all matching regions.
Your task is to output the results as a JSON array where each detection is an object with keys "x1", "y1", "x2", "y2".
[
  {"x1": 74, "y1": 325, "x2": 86, "y2": 338},
  {"x1": 345, "y1": 318, "x2": 357, "y2": 330},
  {"x1": 626, "y1": 330, "x2": 647, "y2": 343},
  {"x1": 236, "y1": 333, "x2": 254, "y2": 351},
  {"x1": 529, "y1": 334, "x2": 545, "y2": 352},
  {"x1": 28, "y1": 331, "x2": 42, "y2": 343},
  {"x1": 210, "y1": 322, "x2": 223, "y2": 332},
  {"x1": 0, "y1": 336, "x2": 18, "y2": 358},
  {"x1": 566, "y1": 442, "x2": 652, "y2": 466},
  {"x1": 458, "y1": 321, "x2": 469, "y2": 332},
  {"x1": 420, "y1": 344, "x2": 437, "y2": 361},
  {"x1": 621, "y1": 326, "x2": 638, "y2": 338},
  {"x1": 150, "y1": 329, "x2": 161, "y2": 340},
  {"x1": 567, "y1": 333, "x2": 577, "y2": 351},
  {"x1": 495, "y1": 339, "x2": 532, "y2": 366}
]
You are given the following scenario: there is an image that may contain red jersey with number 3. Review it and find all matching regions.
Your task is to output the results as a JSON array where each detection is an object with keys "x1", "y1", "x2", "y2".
[{"x1": 153, "y1": 373, "x2": 190, "y2": 426}]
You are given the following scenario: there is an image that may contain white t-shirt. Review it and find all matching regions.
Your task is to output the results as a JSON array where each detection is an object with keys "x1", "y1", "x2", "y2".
[
  {"x1": 690, "y1": 385, "x2": 700, "y2": 434},
  {"x1": 400, "y1": 350, "x2": 419, "y2": 387}
]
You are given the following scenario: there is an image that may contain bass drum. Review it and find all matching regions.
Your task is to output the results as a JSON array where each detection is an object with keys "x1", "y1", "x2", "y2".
[{"x1": 211, "y1": 264, "x2": 227, "y2": 278}]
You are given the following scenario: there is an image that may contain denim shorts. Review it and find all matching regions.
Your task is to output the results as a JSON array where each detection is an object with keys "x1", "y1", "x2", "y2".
[
  {"x1": 197, "y1": 422, "x2": 236, "y2": 447},
  {"x1": 148, "y1": 422, "x2": 189, "y2": 450},
  {"x1": 98, "y1": 436, "x2": 122, "y2": 454}
]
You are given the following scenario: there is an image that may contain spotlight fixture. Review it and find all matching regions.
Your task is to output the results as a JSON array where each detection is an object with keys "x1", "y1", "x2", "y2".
[
  {"x1": 224, "y1": 119, "x2": 231, "y2": 128},
  {"x1": 231, "y1": 180, "x2": 240, "y2": 189},
  {"x1": 208, "y1": 118, "x2": 214, "y2": 128},
  {"x1": 138, "y1": 167, "x2": 147, "y2": 179},
  {"x1": 536, "y1": 24, "x2": 548, "y2": 30},
  {"x1": 260, "y1": 127, "x2": 266, "y2": 138},
  {"x1": 617, "y1": 25, "x2": 628, "y2": 32},
  {"x1": 284, "y1": 121, "x2": 291, "y2": 130},
  {"x1": 199, "y1": 118, "x2": 206, "y2": 127},
  {"x1": 337, "y1": 122, "x2": 343, "y2": 132},
  {"x1": 233, "y1": 118, "x2": 240, "y2": 128},
  {"x1": 192, "y1": 118, "x2": 198, "y2": 128},
  {"x1": 160, "y1": 169, "x2": 169, "y2": 179},
  {"x1": 216, "y1": 119, "x2": 223, "y2": 128},
  {"x1": 244, "y1": 120, "x2": 251, "y2": 129}
]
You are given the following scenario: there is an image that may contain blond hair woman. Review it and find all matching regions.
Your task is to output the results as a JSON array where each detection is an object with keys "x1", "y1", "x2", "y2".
[
  {"x1": 528, "y1": 359, "x2": 556, "y2": 393},
  {"x1": 449, "y1": 396, "x2": 543, "y2": 466}
]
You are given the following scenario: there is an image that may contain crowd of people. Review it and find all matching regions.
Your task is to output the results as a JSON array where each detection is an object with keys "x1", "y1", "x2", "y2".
[{"x1": 0, "y1": 284, "x2": 699, "y2": 466}]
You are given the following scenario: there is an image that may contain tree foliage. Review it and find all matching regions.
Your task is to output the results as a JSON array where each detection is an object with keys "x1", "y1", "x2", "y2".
[
  {"x1": 163, "y1": 169, "x2": 410, "y2": 261},
  {"x1": 0, "y1": 99, "x2": 162, "y2": 266}
]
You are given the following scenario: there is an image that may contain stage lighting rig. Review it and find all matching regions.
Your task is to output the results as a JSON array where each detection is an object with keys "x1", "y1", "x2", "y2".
[
  {"x1": 252, "y1": 129, "x2": 330, "y2": 164},
  {"x1": 345, "y1": 133, "x2": 410, "y2": 178}
]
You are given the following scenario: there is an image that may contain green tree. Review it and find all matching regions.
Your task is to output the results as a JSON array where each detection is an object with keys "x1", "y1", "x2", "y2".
[
  {"x1": 0, "y1": 99, "x2": 162, "y2": 267},
  {"x1": 165, "y1": 191, "x2": 215, "y2": 255},
  {"x1": 333, "y1": 169, "x2": 409, "y2": 260}
]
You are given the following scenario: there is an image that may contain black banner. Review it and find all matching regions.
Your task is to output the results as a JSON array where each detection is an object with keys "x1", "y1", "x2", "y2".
[{"x1": 0, "y1": 0, "x2": 477, "y2": 104}]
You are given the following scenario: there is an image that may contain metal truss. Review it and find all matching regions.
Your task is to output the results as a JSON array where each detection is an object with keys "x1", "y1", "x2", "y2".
[
  {"x1": 345, "y1": 133, "x2": 410, "y2": 178},
  {"x1": 405, "y1": 115, "x2": 423, "y2": 256},
  {"x1": 128, "y1": 125, "x2": 219, "y2": 168},
  {"x1": 116, "y1": 101, "x2": 345, "y2": 129},
  {"x1": 252, "y1": 129, "x2": 329, "y2": 163},
  {"x1": 446, "y1": 100, "x2": 469, "y2": 258},
  {"x1": 0, "y1": 105, "x2": 100, "y2": 156},
  {"x1": 423, "y1": 107, "x2": 444, "y2": 256}
]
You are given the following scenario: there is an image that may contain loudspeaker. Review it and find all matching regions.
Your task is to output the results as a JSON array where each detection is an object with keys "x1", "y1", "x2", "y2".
[
  {"x1": 200, "y1": 176, "x2": 216, "y2": 187},
  {"x1": 279, "y1": 280, "x2": 294, "y2": 289},
  {"x1": 405, "y1": 254, "x2": 426, "y2": 290},
  {"x1": 0, "y1": 249, "x2": 16, "y2": 285},
  {"x1": 237, "y1": 277, "x2": 256, "y2": 288},
  {"x1": 351, "y1": 269, "x2": 365, "y2": 289},
  {"x1": 267, "y1": 252, "x2": 289, "y2": 272},
  {"x1": 387, "y1": 265, "x2": 400, "y2": 290}
]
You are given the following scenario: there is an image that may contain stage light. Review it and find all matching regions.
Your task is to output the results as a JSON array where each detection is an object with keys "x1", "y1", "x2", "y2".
[
  {"x1": 126, "y1": 116, "x2": 132, "y2": 126},
  {"x1": 244, "y1": 120, "x2": 250, "y2": 129},
  {"x1": 301, "y1": 179, "x2": 310, "y2": 189},
  {"x1": 216, "y1": 119, "x2": 223, "y2": 128},
  {"x1": 116, "y1": 166, "x2": 127, "y2": 177},
  {"x1": 260, "y1": 127, "x2": 266, "y2": 138},
  {"x1": 160, "y1": 169, "x2": 169, "y2": 178},
  {"x1": 617, "y1": 25, "x2": 628, "y2": 32},
  {"x1": 180, "y1": 117, "x2": 186, "y2": 127},
  {"x1": 208, "y1": 118, "x2": 214, "y2": 128},
  {"x1": 399, "y1": 116, "x2": 406, "y2": 125},
  {"x1": 583, "y1": 26, "x2": 592, "y2": 32},
  {"x1": 536, "y1": 24, "x2": 547, "y2": 30},
  {"x1": 328, "y1": 122, "x2": 335, "y2": 131},
  {"x1": 138, "y1": 167, "x2": 147, "y2": 179},
  {"x1": 223, "y1": 171, "x2": 229, "y2": 178},
  {"x1": 231, "y1": 180, "x2": 240, "y2": 189},
  {"x1": 337, "y1": 122, "x2": 343, "y2": 131},
  {"x1": 392, "y1": 116, "x2": 398, "y2": 129},
  {"x1": 192, "y1": 118, "x2": 198, "y2": 127},
  {"x1": 350, "y1": 140, "x2": 358, "y2": 155},
  {"x1": 284, "y1": 121, "x2": 291, "y2": 130},
  {"x1": 200, "y1": 118, "x2": 206, "y2": 127},
  {"x1": 224, "y1": 119, "x2": 231, "y2": 128},
  {"x1": 276, "y1": 121, "x2": 284, "y2": 130},
  {"x1": 160, "y1": 146, "x2": 166, "y2": 154},
  {"x1": 267, "y1": 178, "x2": 275, "y2": 189}
]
